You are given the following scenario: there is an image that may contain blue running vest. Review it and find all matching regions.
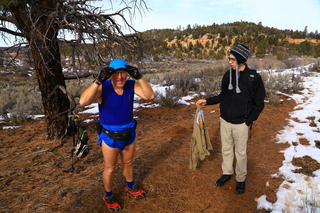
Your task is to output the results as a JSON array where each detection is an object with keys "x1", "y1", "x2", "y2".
[{"x1": 99, "y1": 80, "x2": 135, "y2": 125}]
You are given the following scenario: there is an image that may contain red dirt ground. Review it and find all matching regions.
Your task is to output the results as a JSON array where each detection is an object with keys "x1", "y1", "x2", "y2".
[{"x1": 0, "y1": 96, "x2": 297, "y2": 213}]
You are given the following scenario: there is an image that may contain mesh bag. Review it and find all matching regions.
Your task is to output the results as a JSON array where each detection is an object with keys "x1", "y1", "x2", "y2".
[{"x1": 73, "y1": 126, "x2": 89, "y2": 158}]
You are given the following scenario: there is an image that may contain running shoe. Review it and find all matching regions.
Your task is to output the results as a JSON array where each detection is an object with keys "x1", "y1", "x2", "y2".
[
  {"x1": 125, "y1": 186, "x2": 146, "y2": 199},
  {"x1": 103, "y1": 195, "x2": 121, "y2": 212}
]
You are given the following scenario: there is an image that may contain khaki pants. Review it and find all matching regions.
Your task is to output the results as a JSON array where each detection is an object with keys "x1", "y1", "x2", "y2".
[{"x1": 220, "y1": 117, "x2": 249, "y2": 182}]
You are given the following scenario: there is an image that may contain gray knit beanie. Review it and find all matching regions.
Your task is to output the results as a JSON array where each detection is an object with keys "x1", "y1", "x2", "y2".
[
  {"x1": 230, "y1": 44, "x2": 250, "y2": 64},
  {"x1": 228, "y1": 44, "x2": 250, "y2": 93}
]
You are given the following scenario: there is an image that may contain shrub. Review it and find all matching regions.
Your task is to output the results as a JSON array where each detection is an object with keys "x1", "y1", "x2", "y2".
[
  {"x1": 0, "y1": 84, "x2": 43, "y2": 124},
  {"x1": 156, "y1": 87, "x2": 182, "y2": 107},
  {"x1": 153, "y1": 54, "x2": 159, "y2": 62},
  {"x1": 260, "y1": 71, "x2": 283, "y2": 95},
  {"x1": 308, "y1": 58, "x2": 320, "y2": 72},
  {"x1": 291, "y1": 74, "x2": 304, "y2": 93},
  {"x1": 66, "y1": 79, "x2": 92, "y2": 98},
  {"x1": 260, "y1": 70, "x2": 304, "y2": 106},
  {"x1": 160, "y1": 72, "x2": 199, "y2": 96},
  {"x1": 198, "y1": 75, "x2": 221, "y2": 98},
  {"x1": 0, "y1": 76, "x2": 96, "y2": 124},
  {"x1": 268, "y1": 93, "x2": 281, "y2": 106},
  {"x1": 0, "y1": 92, "x2": 14, "y2": 120},
  {"x1": 249, "y1": 58, "x2": 286, "y2": 71},
  {"x1": 281, "y1": 56, "x2": 302, "y2": 69},
  {"x1": 260, "y1": 70, "x2": 302, "y2": 96}
]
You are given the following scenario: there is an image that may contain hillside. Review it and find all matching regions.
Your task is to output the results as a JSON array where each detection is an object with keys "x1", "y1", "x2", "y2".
[
  {"x1": 138, "y1": 21, "x2": 320, "y2": 60},
  {"x1": 2, "y1": 21, "x2": 319, "y2": 67}
]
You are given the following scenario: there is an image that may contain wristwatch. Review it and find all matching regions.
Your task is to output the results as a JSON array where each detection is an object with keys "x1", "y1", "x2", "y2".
[{"x1": 94, "y1": 79, "x2": 101, "y2": 86}]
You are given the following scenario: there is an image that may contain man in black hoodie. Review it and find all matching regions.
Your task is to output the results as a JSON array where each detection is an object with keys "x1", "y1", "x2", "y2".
[{"x1": 196, "y1": 44, "x2": 265, "y2": 193}]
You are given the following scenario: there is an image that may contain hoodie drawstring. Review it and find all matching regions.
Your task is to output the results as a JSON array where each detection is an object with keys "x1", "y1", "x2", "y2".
[
  {"x1": 228, "y1": 66, "x2": 241, "y2": 93},
  {"x1": 228, "y1": 67, "x2": 233, "y2": 90},
  {"x1": 235, "y1": 65, "x2": 241, "y2": 93}
]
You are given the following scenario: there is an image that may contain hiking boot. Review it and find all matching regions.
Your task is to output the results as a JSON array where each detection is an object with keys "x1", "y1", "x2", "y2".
[
  {"x1": 236, "y1": 181, "x2": 245, "y2": 194},
  {"x1": 215, "y1": 175, "x2": 231, "y2": 187},
  {"x1": 125, "y1": 186, "x2": 146, "y2": 199},
  {"x1": 103, "y1": 195, "x2": 121, "y2": 212}
]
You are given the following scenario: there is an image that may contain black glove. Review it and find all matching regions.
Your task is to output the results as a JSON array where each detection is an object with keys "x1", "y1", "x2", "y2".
[
  {"x1": 125, "y1": 65, "x2": 143, "y2": 80},
  {"x1": 96, "y1": 67, "x2": 115, "y2": 83}
]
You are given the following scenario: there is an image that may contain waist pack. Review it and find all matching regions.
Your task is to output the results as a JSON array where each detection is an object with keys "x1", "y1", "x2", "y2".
[
  {"x1": 95, "y1": 120, "x2": 137, "y2": 141},
  {"x1": 103, "y1": 128, "x2": 132, "y2": 141}
]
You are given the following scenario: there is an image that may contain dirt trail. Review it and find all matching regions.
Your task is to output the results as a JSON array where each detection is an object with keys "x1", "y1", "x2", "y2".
[{"x1": 0, "y1": 97, "x2": 296, "y2": 212}]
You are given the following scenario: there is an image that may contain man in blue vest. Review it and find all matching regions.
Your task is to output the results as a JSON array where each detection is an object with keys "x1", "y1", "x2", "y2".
[
  {"x1": 80, "y1": 59, "x2": 154, "y2": 212},
  {"x1": 196, "y1": 44, "x2": 265, "y2": 194}
]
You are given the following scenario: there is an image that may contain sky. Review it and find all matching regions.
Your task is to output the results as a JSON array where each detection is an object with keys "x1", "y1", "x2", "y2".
[
  {"x1": 98, "y1": 0, "x2": 320, "y2": 34},
  {"x1": 1, "y1": 0, "x2": 319, "y2": 47}
]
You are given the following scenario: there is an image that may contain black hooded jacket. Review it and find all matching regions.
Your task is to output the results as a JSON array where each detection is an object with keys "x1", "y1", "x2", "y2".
[{"x1": 206, "y1": 65, "x2": 265, "y2": 125}]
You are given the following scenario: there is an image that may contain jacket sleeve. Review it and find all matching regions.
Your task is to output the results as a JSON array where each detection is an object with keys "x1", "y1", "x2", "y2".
[
  {"x1": 206, "y1": 72, "x2": 228, "y2": 105},
  {"x1": 246, "y1": 73, "x2": 266, "y2": 124}
]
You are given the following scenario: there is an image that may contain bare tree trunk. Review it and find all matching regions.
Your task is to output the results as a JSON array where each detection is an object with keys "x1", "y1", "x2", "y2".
[
  {"x1": 10, "y1": 0, "x2": 70, "y2": 139},
  {"x1": 31, "y1": 40, "x2": 70, "y2": 139}
]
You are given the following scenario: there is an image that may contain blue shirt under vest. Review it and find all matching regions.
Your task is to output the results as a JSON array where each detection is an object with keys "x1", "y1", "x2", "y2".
[{"x1": 98, "y1": 80, "x2": 135, "y2": 125}]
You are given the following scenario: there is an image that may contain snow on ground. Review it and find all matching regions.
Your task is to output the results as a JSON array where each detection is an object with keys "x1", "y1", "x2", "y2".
[
  {"x1": 1, "y1": 64, "x2": 320, "y2": 212},
  {"x1": 255, "y1": 68, "x2": 320, "y2": 212}
]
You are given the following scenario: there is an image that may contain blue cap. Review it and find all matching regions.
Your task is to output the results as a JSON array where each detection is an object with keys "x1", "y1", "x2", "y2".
[{"x1": 108, "y1": 59, "x2": 127, "y2": 70}]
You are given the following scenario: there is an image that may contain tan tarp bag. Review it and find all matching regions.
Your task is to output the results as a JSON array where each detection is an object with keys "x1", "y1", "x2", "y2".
[{"x1": 190, "y1": 105, "x2": 213, "y2": 170}]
